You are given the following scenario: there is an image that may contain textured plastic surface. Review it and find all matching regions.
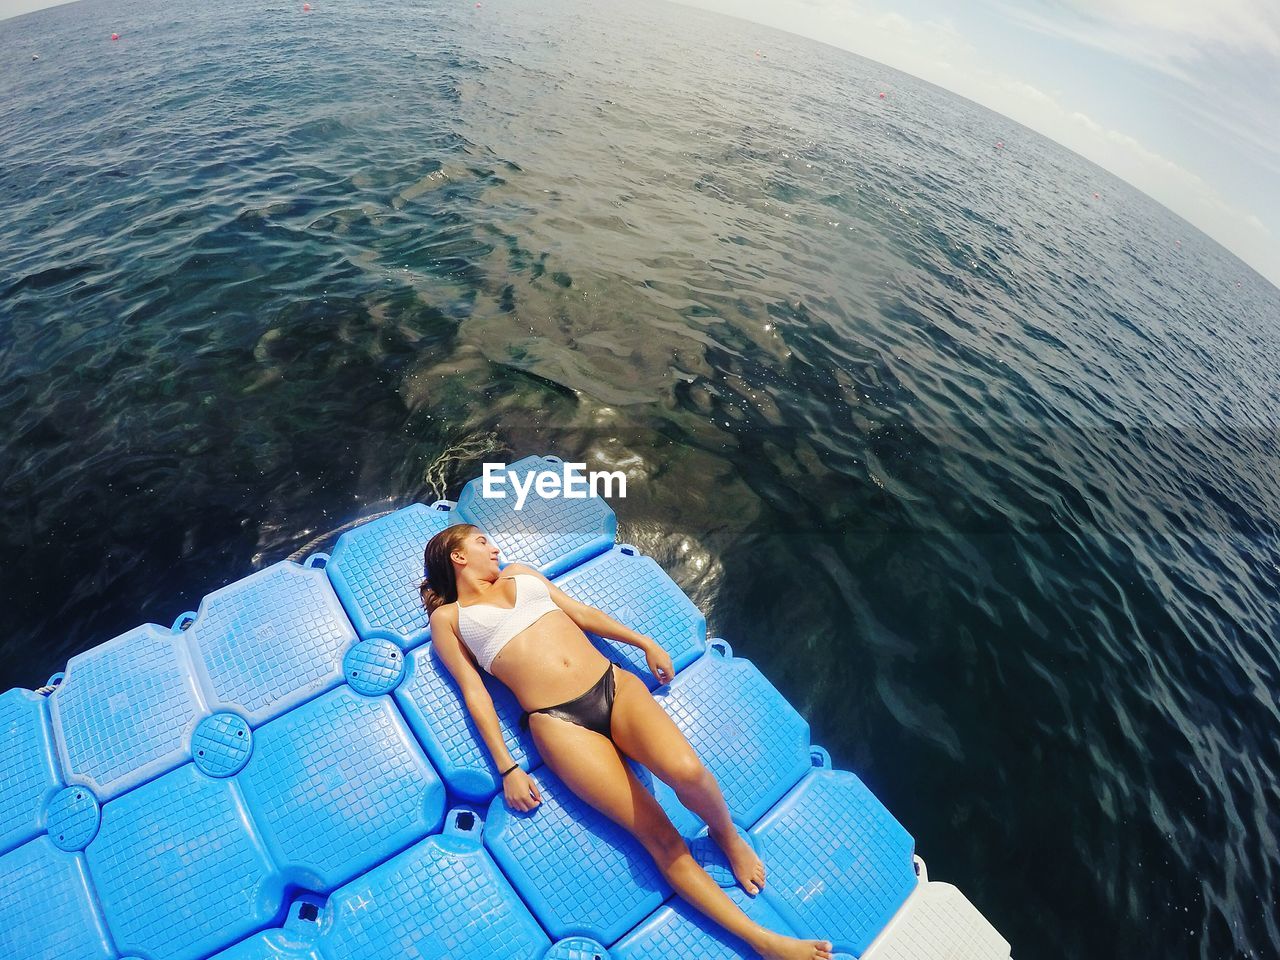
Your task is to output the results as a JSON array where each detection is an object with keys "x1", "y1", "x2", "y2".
[
  {"x1": 213, "y1": 931, "x2": 321, "y2": 960},
  {"x1": 219, "y1": 810, "x2": 551, "y2": 960},
  {"x1": 552, "y1": 545, "x2": 707, "y2": 687},
  {"x1": 485, "y1": 765, "x2": 668, "y2": 943},
  {"x1": 208, "y1": 898, "x2": 325, "y2": 960},
  {"x1": 185, "y1": 560, "x2": 356, "y2": 725},
  {"x1": 86, "y1": 763, "x2": 283, "y2": 960},
  {"x1": 0, "y1": 837, "x2": 115, "y2": 960},
  {"x1": 326, "y1": 501, "x2": 462, "y2": 651},
  {"x1": 343, "y1": 637, "x2": 406, "y2": 696},
  {"x1": 49, "y1": 623, "x2": 206, "y2": 802},
  {"x1": 545, "y1": 938, "x2": 612, "y2": 960},
  {"x1": 395, "y1": 641, "x2": 540, "y2": 803},
  {"x1": 0, "y1": 688, "x2": 61, "y2": 856},
  {"x1": 752, "y1": 765, "x2": 918, "y2": 956},
  {"x1": 237, "y1": 685, "x2": 444, "y2": 893},
  {"x1": 861, "y1": 881, "x2": 1012, "y2": 959},
  {"x1": 191, "y1": 712, "x2": 253, "y2": 778},
  {"x1": 455, "y1": 455, "x2": 616, "y2": 577},
  {"x1": 612, "y1": 883, "x2": 798, "y2": 960},
  {"x1": 315, "y1": 808, "x2": 551, "y2": 959},
  {"x1": 45, "y1": 785, "x2": 101, "y2": 851},
  {"x1": 687, "y1": 824, "x2": 759, "y2": 889}
]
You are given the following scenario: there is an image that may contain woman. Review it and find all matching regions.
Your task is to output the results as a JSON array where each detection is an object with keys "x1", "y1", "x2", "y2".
[{"x1": 420, "y1": 524, "x2": 834, "y2": 960}]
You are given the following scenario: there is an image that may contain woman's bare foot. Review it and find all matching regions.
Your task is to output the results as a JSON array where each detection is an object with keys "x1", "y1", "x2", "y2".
[
  {"x1": 755, "y1": 930, "x2": 835, "y2": 960},
  {"x1": 713, "y1": 828, "x2": 767, "y2": 894}
]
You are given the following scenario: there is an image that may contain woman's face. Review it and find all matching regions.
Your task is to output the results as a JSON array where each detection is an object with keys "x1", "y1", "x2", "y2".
[{"x1": 453, "y1": 529, "x2": 501, "y2": 576}]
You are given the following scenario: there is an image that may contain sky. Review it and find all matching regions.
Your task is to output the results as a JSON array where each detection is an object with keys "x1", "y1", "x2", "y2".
[
  {"x1": 3, "y1": 0, "x2": 1278, "y2": 287},
  {"x1": 0, "y1": 0, "x2": 65, "y2": 21}
]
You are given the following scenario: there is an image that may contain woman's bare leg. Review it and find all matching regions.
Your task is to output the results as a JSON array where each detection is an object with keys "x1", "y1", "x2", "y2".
[
  {"x1": 608, "y1": 665, "x2": 765, "y2": 894},
  {"x1": 529, "y1": 710, "x2": 834, "y2": 960}
]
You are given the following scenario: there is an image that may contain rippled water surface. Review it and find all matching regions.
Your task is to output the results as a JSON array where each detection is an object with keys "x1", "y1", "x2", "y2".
[{"x1": 2, "y1": 0, "x2": 1279, "y2": 956}]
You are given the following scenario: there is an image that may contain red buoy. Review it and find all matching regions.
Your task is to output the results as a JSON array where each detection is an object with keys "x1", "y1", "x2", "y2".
[
  {"x1": 302, "y1": 2, "x2": 310, "y2": 9},
  {"x1": 879, "y1": 92, "x2": 886, "y2": 99},
  {"x1": 1093, "y1": 192, "x2": 1100, "y2": 199},
  {"x1": 996, "y1": 141, "x2": 1004, "y2": 149},
  {"x1": 111, "y1": 33, "x2": 119, "y2": 40}
]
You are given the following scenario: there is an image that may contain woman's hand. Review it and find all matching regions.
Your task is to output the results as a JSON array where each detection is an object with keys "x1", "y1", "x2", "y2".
[
  {"x1": 504, "y1": 768, "x2": 542, "y2": 812},
  {"x1": 644, "y1": 641, "x2": 676, "y2": 686}
]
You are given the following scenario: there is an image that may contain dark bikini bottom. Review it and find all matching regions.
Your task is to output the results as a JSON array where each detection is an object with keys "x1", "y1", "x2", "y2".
[{"x1": 520, "y1": 661, "x2": 620, "y2": 739}]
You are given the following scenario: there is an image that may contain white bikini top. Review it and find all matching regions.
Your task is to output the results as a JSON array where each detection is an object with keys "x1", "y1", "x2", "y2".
[{"x1": 456, "y1": 574, "x2": 560, "y2": 673}]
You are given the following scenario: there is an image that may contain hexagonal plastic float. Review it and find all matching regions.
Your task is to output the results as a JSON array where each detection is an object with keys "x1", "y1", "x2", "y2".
[
  {"x1": 85, "y1": 763, "x2": 281, "y2": 960},
  {"x1": 85, "y1": 685, "x2": 444, "y2": 960},
  {"x1": 484, "y1": 764, "x2": 668, "y2": 944},
  {"x1": 182, "y1": 558, "x2": 357, "y2": 726},
  {"x1": 860, "y1": 863, "x2": 1012, "y2": 960},
  {"x1": 551, "y1": 544, "x2": 708, "y2": 688},
  {"x1": 395, "y1": 641, "x2": 540, "y2": 803},
  {"x1": 48, "y1": 623, "x2": 207, "y2": 802},
  {"x1": 325, "y1": 501, "x2": 463, "y2": 651},
  {"x1": 318, "y1": 807, "x2": 550, "y2": 958},
  {"x1": 455, "y1": 455, "x2": 616, "y2": 576},
  {"x1": 237, "y1": 685, "x2": 445, "y2": 892},
  {"x1": 0, "y1": 688, "x2": 61, "y2": 856},
  {"x1": 751, "y1": 750, "x2": 919, "y2": 957}
]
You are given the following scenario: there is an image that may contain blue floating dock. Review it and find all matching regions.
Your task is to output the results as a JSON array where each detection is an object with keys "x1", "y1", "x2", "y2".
[{"x1": 1, "y1": 454, "x2": 1010, "y2": 959}]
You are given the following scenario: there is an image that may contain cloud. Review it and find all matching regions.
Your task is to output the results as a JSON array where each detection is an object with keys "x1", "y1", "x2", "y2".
[
  {"x1": 1068, "y1": 109, "x2": 1272, "y2": 241},
  {"x1": 993, "y1": 0, "x2": 1280, "y2": 106},
  {"x1": 1019, "y1": 1, "x2": 1280, "y2": 61},
  {"x1": 0, "y1": 0, "x2": 74, "y2": 21},
  {"x1": 939, "y1": 51, "x2": 1276, "y2": 254}
]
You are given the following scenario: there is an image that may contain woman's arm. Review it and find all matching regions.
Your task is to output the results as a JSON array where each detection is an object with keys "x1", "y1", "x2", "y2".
[
  {"x1": 429, "y1": 608, "x2": 519, "y2": 773},
  {"x1": 574, "y1": 605, "x2": 655, "y2": 652}
]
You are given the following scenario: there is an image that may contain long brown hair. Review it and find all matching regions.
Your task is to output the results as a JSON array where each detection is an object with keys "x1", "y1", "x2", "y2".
[{"x1": 420, "y1": 523, "x2": 479, "y2": 615}]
